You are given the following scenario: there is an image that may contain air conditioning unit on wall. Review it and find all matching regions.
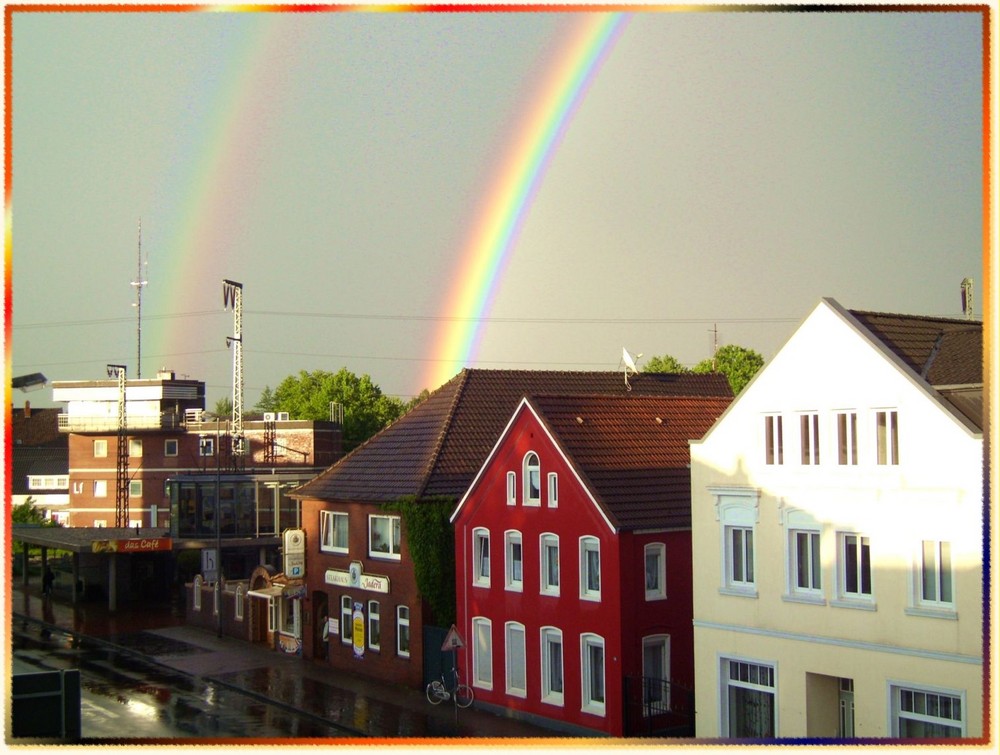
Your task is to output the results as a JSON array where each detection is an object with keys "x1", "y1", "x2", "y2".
[
  {"x1": 263, "y1": 412, "x2": 276, "y2": 422},
  {"x1": 277, "y1": 412, "x2": 290, "y2": 421}
]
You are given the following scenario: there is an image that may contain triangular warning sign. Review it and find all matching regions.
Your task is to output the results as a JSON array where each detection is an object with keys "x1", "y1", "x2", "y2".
[{"x1": 441, "y1": 624, "x2": 465, "y2": 651}]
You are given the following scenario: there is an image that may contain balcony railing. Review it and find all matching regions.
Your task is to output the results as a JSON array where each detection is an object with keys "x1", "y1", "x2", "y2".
[{"x1": 57, "y1": 412, "x2": 186, "y2": 432}]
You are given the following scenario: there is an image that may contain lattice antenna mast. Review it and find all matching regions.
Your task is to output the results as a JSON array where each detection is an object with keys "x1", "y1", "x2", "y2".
[
  {"x1": 107, "y1": 364, "x2": 129, "y2": 527},
  {"x1": 961, "y1": 278, "x2": 974, "y2": 320},
  {"x1": 130, "y1": 220, "x2": 148, "y2": 378},
  {"x1": 223, "y1": 279, "x2": 245, "y2": 469}
]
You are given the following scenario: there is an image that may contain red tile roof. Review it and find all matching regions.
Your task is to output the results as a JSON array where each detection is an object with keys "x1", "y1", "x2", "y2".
[
  {"x1": 530, "y1": 394, "x2": 733, "y2": 530},
  {"x1": 292, "y1": 369, "x2": 731, "y2": 504}
]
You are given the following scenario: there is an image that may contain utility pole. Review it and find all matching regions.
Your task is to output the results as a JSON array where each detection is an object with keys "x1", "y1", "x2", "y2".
[
  {"x1": 130, "y1": 220, "x2": 148, "y2": 378},
  {"x1": 711, "y1": 324, "x2": 719, "y2": 372},
  {"x1": 107, "y1": 364, "x2": 129, "y2": 527},
  {"x1": 223, "y1": 280, "x2": 245, "y2": 471}
]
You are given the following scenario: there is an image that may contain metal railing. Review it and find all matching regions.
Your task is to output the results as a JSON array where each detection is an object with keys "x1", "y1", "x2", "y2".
[{"x1": 57, "y1": 412, "x2": 185, "y2": 432}]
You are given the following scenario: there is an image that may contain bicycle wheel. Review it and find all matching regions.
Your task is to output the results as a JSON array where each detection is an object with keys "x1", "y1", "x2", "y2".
[
  {"x1": 455, "y1": 683, "x2": 474, "y2": 708},
  {"x1": 426, "y1": 680, "x2": 447, "y2": 705}
]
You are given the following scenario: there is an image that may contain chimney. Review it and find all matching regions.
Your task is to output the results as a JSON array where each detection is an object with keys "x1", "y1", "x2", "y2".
[{"x1": 24, "y1": 400, "x2": 31, "y2": 419}]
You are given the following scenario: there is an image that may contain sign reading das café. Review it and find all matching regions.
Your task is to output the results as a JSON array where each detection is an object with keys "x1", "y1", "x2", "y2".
[{"x1": 92, "y1": 538, "x2": 172, "y2": 554}]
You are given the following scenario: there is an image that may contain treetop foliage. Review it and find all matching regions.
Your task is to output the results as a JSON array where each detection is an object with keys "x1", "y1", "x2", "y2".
[{"x1": 643, "y1": 344, "x2": 764, "y2": 396}]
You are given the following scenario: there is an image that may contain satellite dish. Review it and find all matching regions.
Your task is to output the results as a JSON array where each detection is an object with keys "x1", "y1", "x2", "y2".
[{"x1": 621, "y1": 347, "x2": 643, "y2": 390}]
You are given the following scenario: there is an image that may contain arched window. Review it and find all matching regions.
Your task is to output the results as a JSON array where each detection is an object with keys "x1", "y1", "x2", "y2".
[{"x1": 523, "y1": 452, "x2": 541, "y2": 506}]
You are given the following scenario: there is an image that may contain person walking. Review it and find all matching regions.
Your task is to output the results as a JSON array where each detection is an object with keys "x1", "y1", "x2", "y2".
[{"x1": 42, "y1": 566, "x2": 54, "y2": 596}]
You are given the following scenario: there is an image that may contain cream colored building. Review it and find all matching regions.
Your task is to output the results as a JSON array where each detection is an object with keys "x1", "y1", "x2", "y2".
[{"x1": 690, "y1": 298, "x2": 983, "y2": 739}]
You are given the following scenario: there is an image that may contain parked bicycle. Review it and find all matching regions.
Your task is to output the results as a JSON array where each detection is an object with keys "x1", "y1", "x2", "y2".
[{"x1": 426, "y1": 664, "x2": 474, "y2": 708}]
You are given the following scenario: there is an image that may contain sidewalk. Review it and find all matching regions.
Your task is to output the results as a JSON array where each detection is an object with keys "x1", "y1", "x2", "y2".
[{"x1": 10, "y1": 585, "x2": 571, "y2": 741}]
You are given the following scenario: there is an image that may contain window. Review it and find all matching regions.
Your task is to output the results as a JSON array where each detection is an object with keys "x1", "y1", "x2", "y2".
[
  {"x1": 581, "y1": 634, "x2": 606, "y2": 716},
  {"x1": 799, "y1": 413, "x2": 820, "y2": 465},
  {"x1": 764, "y1": 415, "x2": 783, "y2": 465},
  {"x1": 540, "y1": 627, "x2": 564, "y2": 705},
  {"x1": 320, "y1": 511, "x2": 349, "y2": 553},
  {"x1": 642, "y1": 635, "x2": 671, "y2": 714},
  {"x1": 199, "y1": 437, "x2": 215, "y2": 456},
  {"x1": 645, "y1": 543, "x2": 667, "y2": 600},
  {"x1": 368, "y1": 600, "x2": 381, "y2": 651},
  {"x1": 279, "y1": 597, "x2": 299, "y2": 635},
  {"x1": 580, "y1": 537, "x2": 601, "y2": 600},
  {"x1": 129, "y1": 438, "x2": 142, "y2": 457},
  {"x1": 472, "y1": 617, "x2": 493, "y2": 689},
  {"x1": 723, "y1": 658, "x2": 776, "y2": 737},
  {"x1": 839, "y1": 678, "x2": 855, "y2": 738},
  {"x1": 369, "y1": 514, "x2": 401, "y2": 559},
  {"x1": 235, "y1": 585, "x2": 244, "y2": 621},
  {"x1": 93, "y1": 520, "x2": 107, "y2": 528},
  {"x1": 473, "y1": 528, "x2": 491, "y2": 587},
  {"x1": 727, "y1": 526, "x2": 755, "y2": 589},
  {"x1": 547, "y1": 472, "x2": 558, "y2": 508},
  {"x1": 506, "y1": 472, "x2": 516, "y2": 506},
  {"x1": 505, "y1": 530, "x2": 523, "y2": 592},
  {"x1": 837, "y1": 412, "x2": 858, "y2": 465},
  {"x1": 396, "y1": 605, "x2": 410, "y2": 657},
  {"x1": 840, "y1": 533, "x2": 872, "y2": 600},
  {"x1": 93, "y1": 480, "x2": 108, "y2": 498},
  {"x1": 715, "y1": 489, "x2": 760, "y2": 597},
  {"x1": 129, "y1": 480, "x2": 142, "y2": 498},
  {"x1": 540, "y1": 534, "x2": 560, "y2": 596},
  {"x1": 791, "y1": 530, "x2": 822, "y2": 594},
  {"x1": 268, "y1": 597, "x2": 276, "y2": 632},
  {"x1": 523, "y1": 452, "x2": 541, "y2": 506},
  {"x1": 891, "y1": 685, "x2": 965, "y2": 738},
  {"x1": 505, "y1": 622, "x2": 527, "y2": 697},
  {"x1": 341, "y1": 596, "x2": 353, "y2": 645},
  {"x1": 164, "y1": 439, "x2": 179, "y2": 457},
  {"x1": 876, "y1": 410, "x2": 899, "y2": 465},
  {"x1": 94, "y1": 439, "x2": 108, "y2": 458},
  {"x1": 919, "y1": 541, "x2": 953, "y2": 607}
]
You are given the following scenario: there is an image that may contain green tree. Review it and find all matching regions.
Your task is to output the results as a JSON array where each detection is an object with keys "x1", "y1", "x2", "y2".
[
  {"x1": 263, "y1": 368, "x2": 406, "y2": 452},
  {"x1": 643, "y1": 354, "x2": 690, "y2": 373},
  {"x1": 213, "y1": 396, "x2": 233, "y2": 417},
  {"x1": 693, "y1": 344, "x2": 764, "y2": 395},
  {"x1": 12, "y1": 497, "x2": 54, "y2": 526},
  {"x1": 254, "y1": 386, "x2": 277, "y2": 414}
]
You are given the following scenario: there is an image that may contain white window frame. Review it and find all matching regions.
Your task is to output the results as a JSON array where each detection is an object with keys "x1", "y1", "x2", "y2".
[
  {"x1": 473, "y1": 527, "x2": 491, "y2": 587},
  {"x1": 472, "y1": 616, "x2": 493, "y2": 690},
  {"x1": 505, "y1": 621, "x2": 527, "y2": 698},
  {"x1": 341, "y1": 595, "x2": 353, "y2": 645},
  {"x1": 714, "y1": 489, "x2": 760, "y2": 597},
  {"x1": 235, "y1": 585, "x2": 244, "y2": 621},
  {"x1": 523, "y1": 452, "x2": 541, "y2": 506},
  {"x1": 547, "y1": 472, "x2": 558, "y2": 508},
  {"x1": 540, "y1": 533, "x2": 560, "y2": 596},
  {"x1": 580, "y1": 536, "x2": 601, "y2": 601},
  {"x1": 721, "y1": 656, "x2": 777, "y2": 737},
  {"x1": 763, "y1": 414, "x2": 783, "y2": 465},
  {"x1": 128, "y1": 438, "x2": 143, "y2": 457},
  {"x1": 396, "y1": 605, "x2": 410, "y2": 658},
  {"x1": 368, "y1": 514, "x2": 401, "y2": 560},
  {"x1": 320, "y1": 510, "x2": 349, "y2": 554},
  {"x1": 192, "y1": 575, "x2": 202, "y2": 610},
  {"x1": 644, "y1": 542, "x2": 667, "y2": 601},
  {"x1": 889, "y1": 682, "x2": 966, "y2": 738},
  {"x1": 93, "y1": 439, "x2": 108, "y2": 458},
  {"x1": 580, "y1": 633, "x2": 606, "y2": 716},
  {"x1": 93, "y1": 480, "x2": 108, "y2": 498},
  {"x1": 836, "y1": 532, "x2": 873, "y2": 605},
  {"x1": 642, "y1": 634, "x2": 671, "y2": 714},
  {"x1": 268, "y1": 597, "x2": 277, "y2": 633},
  {"x1": 164, "y1": 438, "x2": 179, "y2": 457},
  {"x1": 505, "y1": 530, "x2": 523, "y2": 592},
  {"x1": 799, "y1": 412, "x2": 820, "y2": 465},
  {"x1": 836, "y1": 411, "x2": 858, "y2": 465},
  {"x1": 875, "y1": 409, "x2": 899, "y2": 465},
  {"x1": 726, "y1": 526, "x2": 755, "y2": 591},
  {"x1": 540, "y1": 626, "x2": 564, "y2": 706},
  {"x1": 790, "y1": 529, "x2": 822, "y2": 597},
  {"x1": 915, "y1": 540, "x2": 955, "y2": 612},
  {"x1": 368, "y1": 600, "x2": 381, "y2": 651},
  {"x1": 128, "y1": 479, "x2": 142, "y2": 498},
  {"x1": 198, "y1": 436, "x2": 215, "y2": 456},
  {"x1": 506, "y1": 471, "x2": 517, "y2": 506}
]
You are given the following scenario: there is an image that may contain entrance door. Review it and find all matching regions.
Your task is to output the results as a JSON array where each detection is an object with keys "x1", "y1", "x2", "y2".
[
  {"x1": 839, "y1": 678, "x2": 855, "y2": 738},
  {"x1": 313, "y1": 591, "x2": 329, "y2": 660}
]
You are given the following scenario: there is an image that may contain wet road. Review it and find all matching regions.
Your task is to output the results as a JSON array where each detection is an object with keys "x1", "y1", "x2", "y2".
[{"x1": 12, "y1": 624, "x2": 358, "y2": 740}]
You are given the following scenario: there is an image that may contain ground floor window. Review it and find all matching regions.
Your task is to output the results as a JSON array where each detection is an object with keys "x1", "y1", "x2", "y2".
[
  {"x1": 368, "y1": 600, "x2": 381, "y2": 651},
  {"x1": 580, "y1": 633, "x2": 606, "y2": 716},
  {"x1": 723, "y1": 658, "x2": 775, "y2": 738},
  {"x1": 341, "y1": 595, "x2": 353, "y2": 645},
  {"x1": 279, "y1": 597, "x2": 300, "y2": 637},
  {"x1": 397, "y1": 605, "x2": 410, "y2": 657},
  {"x1": 891, "y1": 684, "x2": 964, "y2": 738},
  {"x1": 642, "y1": 635, "x2": 670, "y2": 713}
]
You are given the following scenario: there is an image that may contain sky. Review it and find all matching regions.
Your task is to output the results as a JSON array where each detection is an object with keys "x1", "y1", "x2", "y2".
[{"x1": 5, "y1": 5, "x2": 987, "y2": 410}]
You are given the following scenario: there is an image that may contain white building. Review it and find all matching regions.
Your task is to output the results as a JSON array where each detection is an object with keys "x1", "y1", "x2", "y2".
[{"x1": 690, "y1": 298, "x2": 983, "y2": 739}]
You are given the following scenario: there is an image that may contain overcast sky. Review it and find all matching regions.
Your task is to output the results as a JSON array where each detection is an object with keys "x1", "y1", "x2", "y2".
[{"x1": 7, "y1": 6, "x2": 985, "y2": 408}]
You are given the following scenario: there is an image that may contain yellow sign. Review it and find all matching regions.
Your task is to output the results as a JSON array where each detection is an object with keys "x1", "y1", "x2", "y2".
[{"x1": 352, "y1": 604, "x2": 365, "y2": 658}]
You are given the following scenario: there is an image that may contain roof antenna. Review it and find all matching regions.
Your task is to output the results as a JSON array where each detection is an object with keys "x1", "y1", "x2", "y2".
[
  {"x1": 621, "y1": 347, "x2": 642, "y2": 391},
  {"x1": 961, "y1": 278, "x2": 973, "y2": 320},
  {"x1": 130, "y1": 219, "x2": 148, "y2": 378}
]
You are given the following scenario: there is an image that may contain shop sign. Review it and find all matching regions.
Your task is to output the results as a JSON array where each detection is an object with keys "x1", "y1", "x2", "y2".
[
  {"x1": 352, "y1": 603, "x2": 365, "y2": 659},
  {"x1": 92, "y1": 538, "x2": 172, "y2": 554},
  {"x1": 324, "y1": 566, "x2": 390, "y2": 593}
]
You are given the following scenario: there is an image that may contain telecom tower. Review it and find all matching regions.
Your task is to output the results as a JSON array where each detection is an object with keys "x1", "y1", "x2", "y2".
[
  {"x1": 961, "y1": 278, "x2": 974, "y2": 320},
  {"x1": 130, "y1": 220, "x2": 148, "y2": 377},
  {"x1": 107, "y1": 364, "x2": 129, "y2": 527},
  {"x1": 223, "y1": 279, "x2": 245, "y2": 471}
]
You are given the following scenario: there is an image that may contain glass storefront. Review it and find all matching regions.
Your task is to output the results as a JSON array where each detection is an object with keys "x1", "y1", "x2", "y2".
[{"x1": 167, "y1": 475, "x2": 304, "y2": 539}]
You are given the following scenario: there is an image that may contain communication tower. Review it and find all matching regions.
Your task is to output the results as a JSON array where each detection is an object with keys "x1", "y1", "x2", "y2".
[
  {"x1": 961, "y1": 278, "x2": 974, "y2": 320},
  {"x1": 223, "y1": 279, "x2": 245, "y2": 470},
  {"x1": 130, "y1": 220, "x2": 148, "y2": 378}
]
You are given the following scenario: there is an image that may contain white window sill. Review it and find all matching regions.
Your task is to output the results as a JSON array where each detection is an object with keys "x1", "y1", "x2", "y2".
[
  {"x1": 540, "y1": 589, "x2": 560, "y2": 598},
  {"x1": 782, "y1": 593, "x2": 826, "y2": 606},
  {"x1": 320, "y1": 547, "x2": 348, "y2": 555},
  {"x1": 505, "y1": 584, "x2": 523, "y2": 593},
  {"x1": 472, "y1": 580, "x2": 491, "y2": 589},
  {"x1": 368, "y1": 553, "x2": 401, "y2": 561},
  {"x1": 831, "y1": 597, "x2": 876, "y2": 611},
  {"x1": 580, "y1": 703, "x2": 606, "y2": 718},
  {"x1": 506, "y1": 688, "x2": 527, "y2": 699},
  {"x1": 719, "y1": 586, "x2": 758, "y2": 599},
  {"x1": 645, "y1": 593, "x2": 667, "y2": 602},
  {"x1": 541, "y1": 694, "x2": 565, "y2": 707},
  {"x1": 905, "y1": 606, "x2": 957, "y2": 621},
  {"x1": 580, "y1": 593, "x2": 601, "y2": 602}
]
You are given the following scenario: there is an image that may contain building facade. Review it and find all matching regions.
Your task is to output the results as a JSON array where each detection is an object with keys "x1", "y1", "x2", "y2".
[{"x1": 690, "y1": 299, "x2": 984, "y2": 739}]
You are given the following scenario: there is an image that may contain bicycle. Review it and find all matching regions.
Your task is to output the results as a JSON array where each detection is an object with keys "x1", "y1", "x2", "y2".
[{"x1": 426, "y1": 665, "x2": 474, "y2": 708}]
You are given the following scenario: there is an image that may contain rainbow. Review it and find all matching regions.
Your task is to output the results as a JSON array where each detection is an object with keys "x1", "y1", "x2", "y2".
[{"x1": 422, "y1": 11, "x2": 630, "y2": 391}]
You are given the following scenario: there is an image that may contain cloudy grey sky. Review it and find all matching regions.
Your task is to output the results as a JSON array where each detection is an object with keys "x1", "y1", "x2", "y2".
[{"x1": 7, "y1": 6, "x2": 985, "y2": 408}]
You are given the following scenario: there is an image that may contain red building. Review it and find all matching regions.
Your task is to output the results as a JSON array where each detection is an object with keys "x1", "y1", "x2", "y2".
[
  {"x1": 293, "y1": 369, "x2": 731, "y2": 695},
  {"x1": 451, "y1": 393, "x2": 731, "y2": 737}
]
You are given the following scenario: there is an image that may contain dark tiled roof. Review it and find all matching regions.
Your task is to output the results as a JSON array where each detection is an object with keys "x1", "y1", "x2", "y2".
[
  {"x1": 849, "y1": 310, "x2": 982, "y2": 386},
  {"x1": 9, "y1": 446, "x2": 69, "y2": 495},
  {"x1": 531, "y1": 394, "x2": 732, "y2": 531},
  {"x1": 293, "y1": 369, "x2": 731, "y2": 504}
]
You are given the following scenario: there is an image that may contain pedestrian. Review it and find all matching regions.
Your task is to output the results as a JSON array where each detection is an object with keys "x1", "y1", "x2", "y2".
[{"x1": 42, "y1": 566, "x2": 54, "y2": 596}]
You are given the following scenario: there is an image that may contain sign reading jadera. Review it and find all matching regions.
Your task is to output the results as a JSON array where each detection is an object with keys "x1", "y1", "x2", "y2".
[{"x1": 92, "y1": 538, "x2": 172, "y2": 554}]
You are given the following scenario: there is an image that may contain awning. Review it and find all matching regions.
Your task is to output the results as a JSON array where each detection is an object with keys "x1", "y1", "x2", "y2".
[{"x1": 247, "y1": 586, "x2": 285, "y2": 598}]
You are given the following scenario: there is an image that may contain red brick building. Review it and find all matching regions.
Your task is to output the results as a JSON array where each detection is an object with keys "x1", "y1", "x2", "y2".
[{"x1": 450, "y1": 393, "x2": 731, "y2": 736}]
